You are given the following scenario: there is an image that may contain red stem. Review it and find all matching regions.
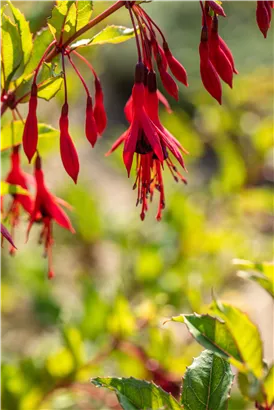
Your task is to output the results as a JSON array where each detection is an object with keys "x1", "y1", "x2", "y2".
[
  {"x1": 33, "y1": 40, "x2": 57, "y2": 84},
  {"x1": 67, "y1": 54, "x2": 90, "y2": 97}
]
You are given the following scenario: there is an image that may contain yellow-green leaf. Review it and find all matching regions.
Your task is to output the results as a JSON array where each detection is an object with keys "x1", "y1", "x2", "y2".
[
  {"x1": 70, "y1": 25, "x2": 136, "y2": 49},
  {"x1": 211, "y1": 300, "x2": 264, "y2": 379},
  {"x1": 47, "y1": 1, "x2": 72, "y2": 43},
  {"x1": 263, "y1": 365, "x2": 274, "y2": 407},
  {"x1": 1, "y1": 121, "x2": 59, "y2": 151},
  {"x1": 1, "y1": 13, "x2": 23, "y2": 90},
  {"x1": 1, "y1": 181, "x2": 29, "y2": 196}
]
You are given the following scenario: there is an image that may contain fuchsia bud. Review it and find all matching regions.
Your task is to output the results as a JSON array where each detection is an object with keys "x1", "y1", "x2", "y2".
[
  {"x1": 210, "y1": 17, "x2": 233, "y2": 88},
  {"x1": 219, "y1": 37, "x2": 239, "y2": 74},
  {"x1": 94, "y1": 78, "x2": 107, "y2": 135},
  {"x1": 59, "y1": 103, "x2": 79, "y2": 183},
  {"x1": 152, "y1": 38, "x2": 168, "y2": 71},
  {"x1": 158, "y1": 65, "x2": 179, "y2": 101},
  {"x1": 23, "y1": 84, "x2": 38, "y2": 163},
  {"x1": 207, "y1": 1, "x2": 226, "y2": 17},
  {"x1": 85, "y1": 96, "x2": 98, "y2": 147},
  {"x1": 199, "y1": 27, "x2": 222, "y2": 104},
  {"x1": 256, "y1": 1, "x2": 271, "y2": 38},
  {"x1": 163, "y1": 42, "x2": 188, "y2": 87}
]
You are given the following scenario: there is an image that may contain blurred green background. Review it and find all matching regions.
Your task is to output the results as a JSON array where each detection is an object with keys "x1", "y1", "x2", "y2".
[{"x1": 1, "y1": 2, "x2": 273, "y2": 409}]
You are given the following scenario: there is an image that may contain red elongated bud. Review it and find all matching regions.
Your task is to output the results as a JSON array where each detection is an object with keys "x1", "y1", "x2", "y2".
[
  {"x1": 163, "y1": 42, "x2": 188, "y2": 86},
  {"x1": 85, "y1": 96, "x2": 98, "y2": 147},
  {"x1": 23, "y1": 84, "x2": 38, "y2": 163},
  {"x1": 207, "y1": 1, "x2": 226, "y2": 17},
  {"x1": 152, "y1": 39, "x2": 168, "y2": 71},
  {"x1": 158, "y1": 66, "x2": 179, "y2": 101},
  {"x1": 94, "y1": 78, "x2": 107, "y2": 135},
  {"x1": 219, "y1": 37, "x2": 238, "y2": 74},
  {"x1": 199, "y1": 33, "x2": 222, "y2": 104},
  {"x1": 256, "y1": 1, "x2": 270, "y2": 38},
  {"x1": 59, "y1": 104, "x2": 79, "y2": 183},
  {"x1": 264, "y1": 1, "x2": 272, "y2": 22},
  {"x1": 210, "y1": 20, "x2": 233, "y2": 88}
]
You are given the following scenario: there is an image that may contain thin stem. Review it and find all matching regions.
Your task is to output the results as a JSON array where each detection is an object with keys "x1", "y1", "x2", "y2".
[
  {"x1": 127, "y1": 1, "x2": 142, "y2": 62},
  {"x1": 138, "y1": 6, "x2": 166, "y2": 42},
  {"x1": 61, "y1": 52, "x2": 68, "y2": 104},
  {"x1": 67, "y1": 54, "x2": 90, "y2": 97},
  {"x1": 72, "y1": 51, "x2": 97, "y2": 78},
  {"x1": 33, "y1": 40, "x2": 57, "y2": 84},
  {"x1": 15, "y1": 107, "x2": 24, "y2": 123},
  {"x1": 200, "y1": 1, "x2": 207, "y2": 28},
  {"x1": 133, "y1": 9, "x2": 151, "y2": 69}
]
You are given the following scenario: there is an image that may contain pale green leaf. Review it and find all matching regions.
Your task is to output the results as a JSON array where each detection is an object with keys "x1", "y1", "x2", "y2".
[
  {"x1": 1, "y1": 181, "x2": 29, "y2": 196},
  {"x1": 169, "y1": 314, "x2": 244, "y2": 370},
  {"x1": 70, "y1": 25, "x2": 136, "y2": 49},
  {"x1": 75, "y1": 1, "x2": 93, "y2": 31},
  {"x1": 181, "y1": 350, "x2": 234, "y2": 410},
  {"x1": 47, "y1": 1, "x2": 73, "y2": 43},
  {"x1": 234, "y1": 259, "x2": 274, "y2": 298},
  {"x1": 1, "y1": 121, "x2": 59, "y2": 151},
  {"x1": 91, "y1": 377, "x2": 182, "y2": 410},
  {"x1": 211, "y1": 300, "x2": 264, "y2": 379},
  {"x1": 8, "y1": 1, "x2": 33, "y2": 80},
  {"x1": 1, "y1": 13, "x2": 23, "y2": 90},
  {"x1": 237, "y1": 372, "x2": 264, "y2": 403}
]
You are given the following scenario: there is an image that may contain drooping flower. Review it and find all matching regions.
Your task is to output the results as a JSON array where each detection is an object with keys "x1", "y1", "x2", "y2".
[
  {"x1": 27, "y1": 155, "x2": 75, "y2": 279},
  {"x1": 256, "y1": 1, "x2": 272, "y2": 38},
  {"x1": 106, "y1": 64, "x2": 187, "y2": 220},
  {"x1": 163, "y1": 41, "x2": 188, "y2": 87},
  {"x1": 4, "y1": 146, "x2": 34, "y2": 254},
  {"x1": 59, "y1": 103, "x2": 80, "y2": 183},
  {"x1": 93, "y1": 77, "x2": 107, "y2": 136},
  {"x1": 85, "y1": 95, "x2": 98, "y2": 147},
  {"x1": 22, "y1": 83, "x2": 38, "y2": 163}
]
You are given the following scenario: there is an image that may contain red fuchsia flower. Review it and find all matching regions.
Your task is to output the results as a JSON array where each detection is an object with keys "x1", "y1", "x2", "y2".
[
  {"x1": 1, "y1": 223, "x2": 16, "y2": 249},
  {"x1": 59, "y1": 103, "x2": 80, "y2": 184},
  {"x1": 4, "y1": 146, "x2": 34, "y2": 254},
  {"x1": 22, "y1": 83, "x2": 38, "y2": 163},
  {"x1": 256, "y1": 1, "x2": 273, "y2": 38},
  {"x1": 199, "y1": 25, "x2": 222, "y2": 104},
  {"x1": 93, "y1": 77, "x2": 107, "y2": 136},
  {"x1": 107, "y1": 64, "x2": 187, "y2": 221},
  {"x1": 27, "y1": 155, "x2": 75, "y2": 279},
  {"x1": 85, "y1": 95, "x2": 98, "y2": 147}
]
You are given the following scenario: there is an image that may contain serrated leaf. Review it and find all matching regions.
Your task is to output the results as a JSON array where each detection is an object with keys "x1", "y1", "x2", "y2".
[
  {"x1": 263, "y1": 365, "x2": 274, "y2": 407},
  {"x1": 70, "y1": 25, "x2": 136, "y2": 49},
  {"x1": 211, "y1": 300, "x2": 264, "y2": 379},
  {"x1": 91, "y1": 377, "x2": 182, "y2": 410},
  {"x1": 1, "y1": 181, "x2": 29, "y2": 196},
  {"x1": 182, "y1": 350, "x2": 233, "y2": 410},
  {"x1": 75, "y1": 1, "x2": 93, "y2": 31},
  {"x1": 8, "y1": 1, "x2": 32, "y2": 80},
  {"x1": 1, "y1": 121, "x2": 59, "y2": 151},
  {"x1": 1, "y1": 13, "x2": 23, "y2": 90},
  {"x1": 234, "y1": 259, "x2": 274, "y2": 298},
  {"x1": 47, "y1": 1, "x2": 73, "y2": 43},
  {"x1": 170, "y1": 314, "x2": 244, "y2": 369}
]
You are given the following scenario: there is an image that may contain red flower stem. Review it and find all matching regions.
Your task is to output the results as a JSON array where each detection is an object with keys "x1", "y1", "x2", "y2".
[
  {"x1": 133, "y1": 9, "x2": 151, "y2": 69},
  {"x1": 200, "y1": 1, "x2": 207, "y2": 28},
  {"x1": 126, "y1": 1, "x2": 142, "y2": 62},
  {"x1": 61, "y1": 51, "x2": 68, "y2": 104},
  {"x1": 138, "y1": 6, "x2": 166, "y2": 42},
  {"x1": 72, "y1": 51, "x2": 98, "y2": 78},
  {"x1": 67, "y1": 54, "x2": 90, "y2": 97},
  {"x1": 33, "y1": 40, "x2": 57, "y2": 84},
  {"x1": 15, "y1": 107, "x2": 24, "y2": 123}
]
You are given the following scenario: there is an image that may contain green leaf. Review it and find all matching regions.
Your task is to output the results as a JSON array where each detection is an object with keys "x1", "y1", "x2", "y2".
[
  {"x1": 74, "y1": 1, "x2": 93, "y2": 31},
  {"x1": 14, "y1": 63, "x2": 63, "y2": 103},
  {"x1": 181, "y1": 350, "x2": 234, "y2": 410},
  {"x1": 211, "y1": 300, "x2": 264, "y2": 379},
  {"x1": 1, "y1": 13, "x2": 23, "y2": 90},
  {"x1": 263, "y1": 365, "x2": 274, "y2": 407},
  {"x1": 70, "y1": 25, "x2": 136, "y2": 49},
  {"x1": 1, "y1": 181, "x2": 29, "y2": 196},
  {"x1": 1, "y1": 121, "x2": 59, "y2": 151},
  {"x1": 169, "y1": 314, "x2": 244, "y2": 369},
  {"x1": 237, "y1": 371, "x2": 264, "y2": 403},
  {"x1": 234, "y1": 259, "x2": 274, "y2": 298},
  {"x1": 91, "y1": 377, "x2": 182, "y2": 410},
  {"x1": 8, "y1": 1, "x2": 33, "y2": 80},
  {"x1": 47, "y1": 1, "x2": 73, "y2": 43}
]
